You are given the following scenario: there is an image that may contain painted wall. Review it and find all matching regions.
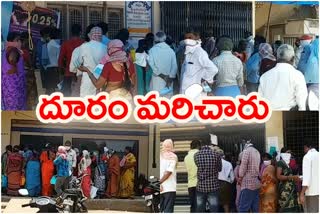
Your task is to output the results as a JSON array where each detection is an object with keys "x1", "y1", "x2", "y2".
[{"x1": 265, "y1": 111, "x2": 284, "y2": 150}]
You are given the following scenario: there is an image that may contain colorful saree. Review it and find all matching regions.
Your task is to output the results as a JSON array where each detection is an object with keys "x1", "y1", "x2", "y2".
[
  {"x1": 259, "y1": 165, "x2": 278, "y2": 212},
  {"x1": 6, "y1": 152, "x2": 23, "y2": 196},
  {"x1": 277, "y1": 160, "x2": 300, "y2": 213},
  {"x1": 40, "y1": 151, "x2": 55, "y2": 196},
  {"x1": 118, "y1": 153, "x2": 136, "y2": 198},
  {"x1": 106, "y1": 154, "x2": 120, "y2": 198}
]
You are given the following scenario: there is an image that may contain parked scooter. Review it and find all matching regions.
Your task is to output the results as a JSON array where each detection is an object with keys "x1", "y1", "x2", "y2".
[
  {"x1": 142, "y1": 176, "x2": 160, "y2": 213},
  {"x1": 19, "y1": 176, "x2": 88, "y2": 213}
]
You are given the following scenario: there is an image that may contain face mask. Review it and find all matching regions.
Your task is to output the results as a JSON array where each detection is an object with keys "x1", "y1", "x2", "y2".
[
  {"x1": 65, "y1": 146, "x2": 71, "y2": 151},
  {"x1": 184, "y1": 39, "x2": 198, "y2": 47},
  {"x1": 264, "y1": 160, "x2": 271, "y2": 166},
  {"x1": 300, "y1": 40, "x2": 311, "y2": 47},
  {"x1": 104, "y1": 147, "x2": 108, "y2": 153},
  {"x1": 280, "y1": 153, "x2": 291, "y2": 165}
]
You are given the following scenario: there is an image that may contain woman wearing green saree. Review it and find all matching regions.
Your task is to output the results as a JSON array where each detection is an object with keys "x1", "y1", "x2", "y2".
[{"x1": 276, "y1": 150, "x2": 301, "y2": 212}]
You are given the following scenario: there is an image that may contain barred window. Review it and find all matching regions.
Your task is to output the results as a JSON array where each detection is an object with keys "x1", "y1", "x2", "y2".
[
  {"x1": 108, "y1": 8, "x2": 124, "y2": 39},
  {"x1": 89, "y1": 8, "x2": 103, "y2": 25}
]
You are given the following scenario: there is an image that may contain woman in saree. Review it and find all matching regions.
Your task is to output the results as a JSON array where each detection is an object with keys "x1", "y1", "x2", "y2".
[
  {"x1": 78, "y1": 150, "x2": 92, "y2": 198},
  {"x1": 40, "y1": 145, "x2": 56, "y2": 196},
  {"x1": 1, "y1": 32, "x2": 27, "y2": 110},
  {"x1": 6, "y1": 145, "x2": 24, "y2": 196},
  {"x1": 106, "y1": 150, "x2": 120, "y2": 198},
  {"x1": 276, "y1": 148, "x2": 301, "y2": 212},
  {"x1": 26, "y1": 152, "x2": 41, "y2": 196},
  {"x1": 259, "y1": 153, "x2": 278, "y2": 212},
  {"x1": 118, "y1": 147, "x2": 136, "y2": 199},
  {"x1": 78, "y1": 39, "x2": 136, "y2": 102}
]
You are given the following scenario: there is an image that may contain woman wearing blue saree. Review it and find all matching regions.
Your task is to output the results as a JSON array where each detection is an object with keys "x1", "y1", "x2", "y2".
[{"x1": 26, "y1": 152, "x2": 41, "y2": 197}]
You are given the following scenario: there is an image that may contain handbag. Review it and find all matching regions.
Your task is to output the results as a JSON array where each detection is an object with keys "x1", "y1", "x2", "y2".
[
  {"x1": 1, "y1": 175, "x2": 8, "y2": 188},
  {"x1": 90, "y1": 186, "x2": 98, "y2": 199},
  {"x1": 50, "y1": 175, "x2": 57, "y2": 185}
]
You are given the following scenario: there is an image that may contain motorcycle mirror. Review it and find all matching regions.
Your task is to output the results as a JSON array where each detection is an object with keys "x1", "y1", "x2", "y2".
[
  {"x1": 18, "y1": 189, "x2": 29, "y2": 196},
  {"x1": 185, "y1": 84, "x2": 203, "y2": 100},
  {"x1": 149, "y1": 176, "x2": 155, "y2": 180}
]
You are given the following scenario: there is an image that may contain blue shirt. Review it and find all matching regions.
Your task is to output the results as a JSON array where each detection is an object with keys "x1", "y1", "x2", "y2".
[
  {"x1": 246, "y1": 52, "x2": 261, "y2": 84},
  {"x1": 102, "y1": 35, "x2": 110, "y2": 46},
  {"x1": 54, "y1": 156, "x2": 69, "y2": 177},
  {"x1": 297, "y1": 45, "x2": 311, "y2": 74},
  {"x1": 304, "y1": 39, "x2": 319, "y2": 84}
]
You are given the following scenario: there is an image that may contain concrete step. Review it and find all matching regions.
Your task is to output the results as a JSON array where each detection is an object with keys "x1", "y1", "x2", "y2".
[{"x1": 174, "y1": 205, "x2": 190, "y2": 213}]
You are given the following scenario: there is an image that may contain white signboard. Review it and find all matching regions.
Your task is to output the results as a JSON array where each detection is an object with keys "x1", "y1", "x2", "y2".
[{"x1": 125, "y1": 1, "x2": 152, "y2": 38}]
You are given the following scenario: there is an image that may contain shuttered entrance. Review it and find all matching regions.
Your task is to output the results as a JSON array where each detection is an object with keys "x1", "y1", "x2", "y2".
[{"x1": 160, "y1": 1, "x2": 253, "y2": 44}]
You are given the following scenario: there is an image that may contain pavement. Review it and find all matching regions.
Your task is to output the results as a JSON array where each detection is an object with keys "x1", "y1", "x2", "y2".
[{"x1": 2, "y1": 197, "x2": 147, "y2": 213}]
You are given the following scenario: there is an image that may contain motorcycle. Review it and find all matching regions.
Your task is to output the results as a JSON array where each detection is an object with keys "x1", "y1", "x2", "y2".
[
  {"x1": 19, "y1": 176, "x2": 88, "y2": 213},
  {"x1": 142, "y1": 176, "x2": 160, "y2": 213}
]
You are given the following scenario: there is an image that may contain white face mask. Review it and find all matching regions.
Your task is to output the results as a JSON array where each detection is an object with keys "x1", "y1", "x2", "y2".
[
  {"x1": 263, "y1": 160, "x2": 271, "y2": 166},
  {"x1": 104, "y1": 147, "x2": 108, "y2": 153},
  {"x1": 300, "y1": 40, "x2": 312, "y2": 47},
  {"x1": 280, "y1": 153, "x2": 291, "y2": 165},
  {"x1": 184, "y1": 39, "x2": 199, "y2": 53},
  {"x1": 65, "y1": 146, "x2": 71, "y2": 151}
]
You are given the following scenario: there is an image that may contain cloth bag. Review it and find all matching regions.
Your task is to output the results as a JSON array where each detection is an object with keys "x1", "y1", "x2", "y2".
[
  {"x1": 90, "y1": 186, "x2": 98, "y2": 199},
  {"x1": 1, "y1": 175, "x2": 8, "y2": 188}
]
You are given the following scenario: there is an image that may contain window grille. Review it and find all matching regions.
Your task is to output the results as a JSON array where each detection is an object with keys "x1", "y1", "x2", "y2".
[{"x1": 108, "y1": 8, "x2": 124, "y2": 39}]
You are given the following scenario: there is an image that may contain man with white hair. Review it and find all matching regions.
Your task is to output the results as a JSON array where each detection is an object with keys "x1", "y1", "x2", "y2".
[
  {"x1": 147, "y1": 31, "x2": 178, "y2": 98},
  {"x1": 258, "y1": 44, "x2": 308, "y2": 110},
  {"x1": 77, "y1": 26, "x2": 107, "y2": 97}
]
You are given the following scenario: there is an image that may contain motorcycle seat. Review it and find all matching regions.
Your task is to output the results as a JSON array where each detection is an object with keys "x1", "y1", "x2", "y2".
[{"x1": 64, "y1": 189, "x2": 80, "y2": 194}]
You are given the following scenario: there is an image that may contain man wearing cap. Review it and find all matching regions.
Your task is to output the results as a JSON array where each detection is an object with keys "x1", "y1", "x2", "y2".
[
  {"x1": 77, "y1": 26, "x2": 107, "y2": 97},
  {"x1": 295, "y1": 34, "x2": 313, "y2": 68},
  {"x1": 147, "y1": 31, "x2": 178, "y2": 98},
  {"x1": 64, "y1": 140, "x2": 77, "y2": 176}
]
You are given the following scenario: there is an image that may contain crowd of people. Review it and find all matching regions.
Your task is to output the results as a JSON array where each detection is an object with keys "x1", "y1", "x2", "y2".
[
  {"x1": 160, "y1": 136, "x2": 319, "y2": 213},
  {"x1": 2, "y1": 22, "x2": 318, "y2": 110},
  {"x1": 1, "y1": 141, "x2": 137, "y2": 200}
]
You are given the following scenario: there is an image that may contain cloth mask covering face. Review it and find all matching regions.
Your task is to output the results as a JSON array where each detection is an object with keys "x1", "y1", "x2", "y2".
[
  {"x1": 280, "y1": 153, "x2": 291, "y2": 165},
  {"x1": 184, "y1": 39, "x2": 199, "y2": 53},
  {"x1": 65, "y1": 146, "x2": 71, "y2": 151},
  {"x1": 263, "y1": 160, "x2": 271, "y2": 166}
]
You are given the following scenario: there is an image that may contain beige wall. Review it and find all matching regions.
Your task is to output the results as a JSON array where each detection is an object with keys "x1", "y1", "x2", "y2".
[{"x1": 265, "y1": 111, "x2": 284, "y2": 150}]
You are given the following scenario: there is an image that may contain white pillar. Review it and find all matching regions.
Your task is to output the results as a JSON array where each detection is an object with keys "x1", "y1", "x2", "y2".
[
  {"x1": 152, "y1": 1, "x2": 161, "y2": 33},
  {"x1": 252, "y1": 0, "x2": 256, "y2": 37}
]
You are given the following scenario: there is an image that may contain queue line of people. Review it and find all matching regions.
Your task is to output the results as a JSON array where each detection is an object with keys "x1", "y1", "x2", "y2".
[
  {"x1": 160, "y1": 136, "x2": 319, "y2": 213},
  {"x1": 1, "y1": 141, "x2": 137, "y2": 200},
  {"x1": 2, "y1": 23, "x2": 318, "y2": 111}
]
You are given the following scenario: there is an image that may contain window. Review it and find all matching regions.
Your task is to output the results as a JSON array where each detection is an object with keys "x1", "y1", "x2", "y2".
[
  {"x1": 89, "y1": 8, "x2": 103, "y2": 25},
  {"x1": 69, "y1": 7, "x2": 85, "y2": 37},
  {"x1": 20, "y1": 135, "x2": 64, "y2": 152},
  {"x1": 108, "y1": 8, "x2": 124, "y2": 39}
]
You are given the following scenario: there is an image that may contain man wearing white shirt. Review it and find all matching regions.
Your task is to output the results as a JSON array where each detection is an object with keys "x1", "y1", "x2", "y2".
[
  {"x1": 160, "y1": 139, "x2": 178, "y2": 213},
  {"x1": 180, "y1": 28, "x2": 218, "y2": 94},
  {"x1": 217, "y1": 149, "x2": 235, "y2": 213},
  {"x1": 300, "y1": 139, "x2": 319, "y2": 213},
  {"x1": 258, "y1": 44, "x2": 308, "y2": 110},
  {"x1": 77, "y1": 27, "x2": 106, "y2": 97}
]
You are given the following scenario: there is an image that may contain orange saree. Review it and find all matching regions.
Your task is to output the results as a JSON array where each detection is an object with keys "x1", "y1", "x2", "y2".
[
  {"x1": 106, "y1": 154, "x2": 120, "y2": 198},
  {"x1": 40, "y1": 151, "x2": 55, "y2": 196},
  {"x1": 259, "y1": 165, "x2": 278, "y2": 212}
]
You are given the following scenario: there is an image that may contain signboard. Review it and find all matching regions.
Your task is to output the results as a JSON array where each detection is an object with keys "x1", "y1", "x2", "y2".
[
  {"x1": 8, "y1": 1, "x2": 60, "y2": 41},
  {"x1": 125, "y1": 1, "x2": 152, "y2": 48}
]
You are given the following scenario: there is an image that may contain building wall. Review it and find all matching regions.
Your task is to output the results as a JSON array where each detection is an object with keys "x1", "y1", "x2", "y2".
[
  {"x1": 265, "y1": 111, "x2": 284, "y2": 150},
  {"x1": 1, "y1": 111, "x2": 160, "y2": 177},
  {"x1": 255, "y1": 3, "x2": 317, "y2": 36}
]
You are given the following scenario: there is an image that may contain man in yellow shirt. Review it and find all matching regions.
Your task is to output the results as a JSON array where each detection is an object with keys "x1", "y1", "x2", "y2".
[{"x1": 184, "y1": 140, "x2": 201, "y2": 213}]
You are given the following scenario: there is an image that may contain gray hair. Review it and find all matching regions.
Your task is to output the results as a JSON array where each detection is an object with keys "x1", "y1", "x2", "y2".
[
  {"x1": 277, "y1": 44, "x2": 295, "y2": 62},
  {"x1": 154, "y1": 31, "x2": 166, "y2": 43}
]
